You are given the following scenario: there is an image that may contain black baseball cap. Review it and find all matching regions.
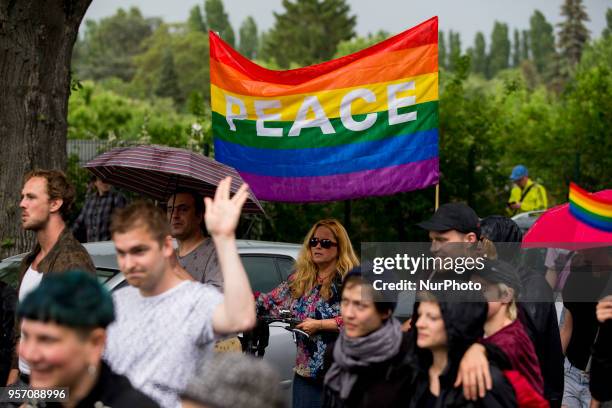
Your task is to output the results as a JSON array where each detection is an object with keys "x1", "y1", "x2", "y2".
[
  {"x1": 417, "y1": 202, "x2": 481, "y2": 237},
  {"x1": 472, "y1": 259, "x2": 522, "y2": 294}
]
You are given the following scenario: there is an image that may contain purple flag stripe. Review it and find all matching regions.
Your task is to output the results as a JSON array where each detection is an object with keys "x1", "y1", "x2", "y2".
[{"x1": 237, "y1": 158, "x2": 439, "y2": 202}]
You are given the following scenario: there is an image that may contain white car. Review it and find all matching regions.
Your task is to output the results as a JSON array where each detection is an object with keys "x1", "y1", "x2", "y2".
[{"x1": 511, "y1": 209, "x2": 546, "y2": 234}]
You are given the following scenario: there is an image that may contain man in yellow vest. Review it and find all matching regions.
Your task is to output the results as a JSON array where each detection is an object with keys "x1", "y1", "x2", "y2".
[{"x1": 507, "y1": 165, "x2": 548, "y2": 214}]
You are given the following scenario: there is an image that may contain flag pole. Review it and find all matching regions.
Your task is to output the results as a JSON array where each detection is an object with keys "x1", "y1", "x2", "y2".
[{"x1": 435, "y1": 183, "x2": 440, "y2": 211}]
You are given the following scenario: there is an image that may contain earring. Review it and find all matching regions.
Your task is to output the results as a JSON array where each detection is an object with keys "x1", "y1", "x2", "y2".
[{"x1": 88, "y1": 364, "x2": 96, "y2": 376}]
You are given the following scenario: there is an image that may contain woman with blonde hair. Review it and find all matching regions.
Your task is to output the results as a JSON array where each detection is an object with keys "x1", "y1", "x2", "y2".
[{"x1": 257, "y1": 218, "x2": 359, "y2": 408}]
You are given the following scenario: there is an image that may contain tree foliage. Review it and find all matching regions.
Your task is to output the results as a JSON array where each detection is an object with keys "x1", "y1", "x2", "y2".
[
  {"x1": 557, "y1": 0, "x2": 590, "y2": 67},
  {"x1": 73, "y1": 7, "x2": 160, "y2": 82},
  {"x1": 261, "y1": 0, "x2": 356, "y2": 68},
  {"x1": 512, "y1": 29, "x2": 521, "y2": 67},
  {"x1": 187, "y1": 5, "x2": 207, "y2": 33},
  {"x1": 561, "y1": 36, "x2": 612, "y2": 190},
  {"x1": 334, "y1": 31, "x2": 389, "y2": 58},
  {"x1": 155, "y1": 50, "x2": 182, "y2": 105},
  {"x1": 68, "y1": 81, "x2": 211, "y2": 149},
  {"x1": 448, "y1": 31, "x2": 461, "y2": 72},
  {"x1": 439, "y1": 31, "x2": 447, "y2": 70},
  {"x1": 205, "y1": 0, "x2": 235, "y2": 47},
  {"x1": 238, "y1": 16, "x2": 259, "y2": 59},
  {"x1": 438, "y1": 55, "x2": 505, "y2": 211},
  {"x1": 529, "y1": 10, "x2": 556, "y2": 77},
  {"x1": 130, "y1": 25, "x2": 211, "y2": 106},
  {"x1": 471, "y1": 32, "x2": 487, "y2": 76},
  {"x1": 603, "y1": 8, "x2": 612, "y2": 38},
  {"x1": 488, "y1": 21, "x2": 510, "y2": 77},
  {"x1": 521, "y1": 30, "x2": 530, "y2": 61}
]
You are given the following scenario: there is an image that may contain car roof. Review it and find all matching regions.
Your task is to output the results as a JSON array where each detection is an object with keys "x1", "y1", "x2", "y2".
[
  {"x1": 511, "y1": 210, "x2": 546, "y2": 232},
  {"x1": 84, "y1": 239, "x2": 301, "y2": 253},
  {"x1": 2, "y1": 239, "x2": 302, "y2": 270}
]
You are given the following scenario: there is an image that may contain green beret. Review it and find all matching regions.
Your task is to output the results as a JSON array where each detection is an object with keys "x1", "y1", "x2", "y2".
[{"x1": 18, "y1": 270, "x2": 114, "y2": 329}]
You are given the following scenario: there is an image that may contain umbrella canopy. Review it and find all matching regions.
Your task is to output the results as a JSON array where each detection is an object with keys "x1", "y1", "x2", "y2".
[
  {"x1": 84, "y1": 145, "x2": 264, "y2": 214},
  {"x1": 522, "y1": 189, "x2": 612, "y2": 250}
]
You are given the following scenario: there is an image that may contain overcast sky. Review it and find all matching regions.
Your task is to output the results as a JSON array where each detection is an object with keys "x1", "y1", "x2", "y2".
[{"x1": 84, "y1": 0, "x2": 610, "y2": 50}]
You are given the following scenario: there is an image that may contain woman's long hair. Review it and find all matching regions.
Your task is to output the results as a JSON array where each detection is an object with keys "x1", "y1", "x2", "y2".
[{"x1": 289, "y1": 219, "x2": 359, "y2": 301}]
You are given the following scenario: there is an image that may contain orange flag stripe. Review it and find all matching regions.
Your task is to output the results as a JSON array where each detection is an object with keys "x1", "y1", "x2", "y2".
[{"x1": 210, "y1": 44, "x2": 438, "y2": 97}]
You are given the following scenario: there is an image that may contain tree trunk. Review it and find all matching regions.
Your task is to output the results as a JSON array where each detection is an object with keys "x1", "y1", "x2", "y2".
[{"x1": 0, "y1": 0, "x2": 92, "y2": 258}]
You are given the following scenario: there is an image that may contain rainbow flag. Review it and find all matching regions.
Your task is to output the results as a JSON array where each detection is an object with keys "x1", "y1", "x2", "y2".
[
  {"x1": 569, "y1": 182, "x2": 612, "y2": 231},
  {"x1": 210, "y1": 17, "x2": 439, "y2": 202}
]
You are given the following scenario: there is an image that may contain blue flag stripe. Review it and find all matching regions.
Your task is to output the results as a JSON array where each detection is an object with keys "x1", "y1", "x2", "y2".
[{"x1": 214, "y1": 129, "x2": 439, "y2": 177}]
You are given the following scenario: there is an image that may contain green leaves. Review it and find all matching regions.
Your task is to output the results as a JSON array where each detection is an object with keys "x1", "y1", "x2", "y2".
[
  {"x1": 261, "y1": 0, "x2": 356, "y2": 68},
  {"x1": 67, "y1": 81, "x2": 212, "y2": 152},
  {"x1": 489, "y1": 22, "x2": 510, "y2": 77},
  {"x1": 73, "y1": 7, "x2": 159, "y2": 82},
  {"x1": 205, "y1": 0, "x2": 235, "y2": 47},
  {"x1": 557, "y1": 0, "x2": 590, "y2": 67},
  {"x1": 131, "y1": 25, "x2": 211, "y2": 107},
  {"x1": 238, "y1": 16, "x2": 259, "y2": 59},
  {"x1": 529, "y1": 10, "x2": 556, "y2": 78},
  {"x1": 333, "y1": 31, "x2": 389, "y2": 58},
  {"x1": 188, "y1": 5, "x2": 207, "y2": 33}
]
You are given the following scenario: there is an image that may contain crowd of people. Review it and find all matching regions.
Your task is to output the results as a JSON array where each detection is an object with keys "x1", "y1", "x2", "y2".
[{"x1": 1, "y1": 167, "x2": 610, "y2": 408}]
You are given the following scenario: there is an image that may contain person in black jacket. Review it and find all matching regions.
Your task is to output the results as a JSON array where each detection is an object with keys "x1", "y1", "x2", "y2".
[
  {"x1": 323, "y1": 268, "x2": 417, "y2": 408},
  {"x1": 410, "y1": 291, "x2": 517, "y2": 408},
  {"x1": 16, "y1": 271, "x2": 159, "y2": 408}
]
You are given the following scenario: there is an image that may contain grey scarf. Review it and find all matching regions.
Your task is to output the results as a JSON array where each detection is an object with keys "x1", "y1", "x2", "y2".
[{"x1": 324, "y1": 317, "x2": 403, "y2": 400}]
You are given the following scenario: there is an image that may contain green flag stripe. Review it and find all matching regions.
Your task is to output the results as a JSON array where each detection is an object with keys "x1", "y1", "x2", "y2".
[{"x1": 213, "y1": 100, "x2": 438, "y2": 150}]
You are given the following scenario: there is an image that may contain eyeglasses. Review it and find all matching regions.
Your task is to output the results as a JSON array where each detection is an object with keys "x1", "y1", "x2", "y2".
[
  {"x1": 166, "y1": 204, "x2": 191, "y2": 214},
  {"x1": 309, "y1": 237, "x2": 338, "y2": 249}
]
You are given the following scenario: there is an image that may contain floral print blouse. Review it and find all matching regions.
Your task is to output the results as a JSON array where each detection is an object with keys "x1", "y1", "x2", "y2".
[{"x1": 256, "y1": 274, "x2": 342, "y2": 379}]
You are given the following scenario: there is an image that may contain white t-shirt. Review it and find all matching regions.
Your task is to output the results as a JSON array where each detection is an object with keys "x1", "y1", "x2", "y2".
[
  {"x1": 18, "y1": 265, "x2": 44, "y2": 374},
  {"x1": 104, "y1": 281, "x2": 223, "y2": 408},
  {"x1": 19, "y1": 265, "x2": 43, "y2": 301}
]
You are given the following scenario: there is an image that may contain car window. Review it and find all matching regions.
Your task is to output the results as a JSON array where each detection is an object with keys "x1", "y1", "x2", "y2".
[
  {"x1": 0, "y1": 259, "x2": 21, "y2": 289},
  {"x1": 114, "y1": 279, "x2": 130, "y2": 291},
  {"x1": 241, "y1": 255, "x2": 282, "y2": 293},
  {"x1": 96, "y1": 268, "x2": 120, "y2": 284},
  {"x1": 276, "y1": 257, "x2": 295, "y2": 281}
]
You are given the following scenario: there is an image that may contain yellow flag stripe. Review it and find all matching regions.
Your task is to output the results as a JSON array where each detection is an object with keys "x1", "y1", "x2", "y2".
[{"x1": 211, "y1": 72, "x2": 438, "y2": 121}]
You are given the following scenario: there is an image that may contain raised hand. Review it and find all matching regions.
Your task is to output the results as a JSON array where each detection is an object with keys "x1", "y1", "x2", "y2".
[{"x1": 204, "y1": 177, "x2": 249, "y2": 239}]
